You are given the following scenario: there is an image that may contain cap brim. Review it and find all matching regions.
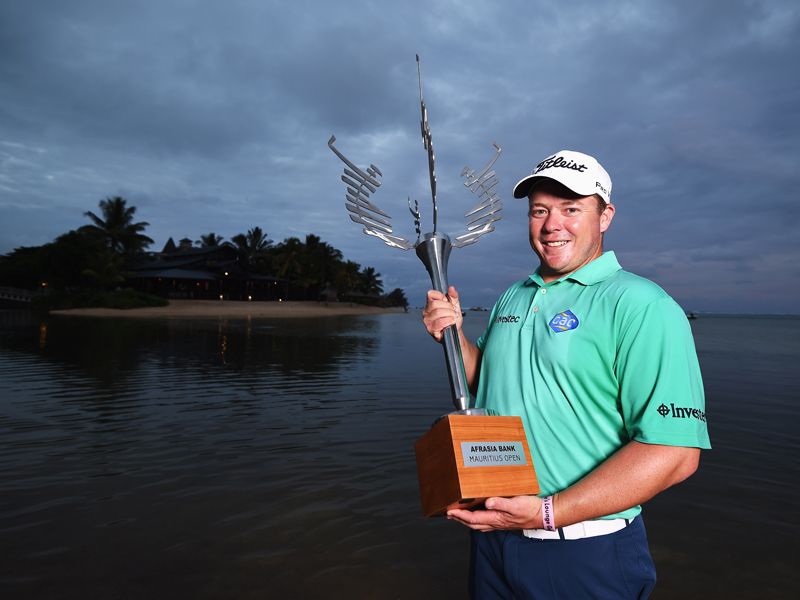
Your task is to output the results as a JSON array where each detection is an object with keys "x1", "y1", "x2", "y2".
[
  {"x1": 512, "y1": 175, "x2": 542, "y2": 199},
  {"x1": 512, "y1": 174, "x2": 607, "y2": 202}
]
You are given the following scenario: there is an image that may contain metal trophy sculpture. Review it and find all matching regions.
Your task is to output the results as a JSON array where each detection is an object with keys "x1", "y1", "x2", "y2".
[{"x1": 328, "y1": 56, "x2": 538, "y2": 516}]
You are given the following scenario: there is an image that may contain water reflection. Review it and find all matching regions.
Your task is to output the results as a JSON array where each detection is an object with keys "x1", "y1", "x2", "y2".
[
  {"x1": 0, "y1": 311, "x2": 382, "y2": 387},
  {"x1": 0, "y1": 309, "x2": 469, "y2": 599},
  {"x1": 1, "y1": 310, "x2": 797, "y2": 599},
  {"x1": 38, "y1": 321, "x2": 47, "y2": 352}
]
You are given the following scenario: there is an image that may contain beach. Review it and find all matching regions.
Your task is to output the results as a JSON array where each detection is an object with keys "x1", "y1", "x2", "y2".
[{"x1": 49, "y1": 299, "x2": 405, "y2": 319}]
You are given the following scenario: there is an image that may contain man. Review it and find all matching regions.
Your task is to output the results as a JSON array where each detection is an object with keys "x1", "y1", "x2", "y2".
[{"x1": 422, "y1": 150, "x2": 710, "y2": 599}]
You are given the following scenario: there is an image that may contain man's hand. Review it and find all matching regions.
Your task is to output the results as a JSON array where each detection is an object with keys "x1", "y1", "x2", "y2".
[
  {"x1": 447, "y1": 496, "x2": 543, "y2": 532},
  {"x1": 421, "y1": 285, "x2": 482, "y2": 391},
  {"x1": 422, "y1": 286, "x2": 463, "y2": 342}
]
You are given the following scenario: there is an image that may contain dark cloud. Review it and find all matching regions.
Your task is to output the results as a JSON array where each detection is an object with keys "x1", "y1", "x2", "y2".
[{"x1": 1, "y1": 0, "x2": 798, "y2": 313}]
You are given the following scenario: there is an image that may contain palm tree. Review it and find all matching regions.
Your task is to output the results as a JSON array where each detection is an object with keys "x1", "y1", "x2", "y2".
[
  {"x1": 232, "y1": 227, "x2": 272, "y2": 262},
  {"x1": 81, "y1": 196, "x2": 153, "y2": 255},
  {"x1": 304, "y1": 234, "x2": 343, "y2": 291},
  {"x1": 359, "y1": 266, "x2": 383, "y2": 296},
  {"x1": 232, "y1": 226, "x2": 273, "y2": 274},
  {"x1": 274, "y1": 237, "x2": 304, "y2": 279},
  {"x1": 334, "y1": 260, "x2": 362, "y2": 296},
  {"x1": 385, "y1": 288, "x2": 409, "y2": 309},
  {"x1": 197, "y1": 232, "x2": 224, "y2": 247},
  {"x1": 81, "y1": 250, "x2": 125, "y2": 289}
]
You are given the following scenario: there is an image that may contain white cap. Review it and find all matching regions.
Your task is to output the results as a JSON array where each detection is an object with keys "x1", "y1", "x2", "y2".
[{"x1": 512, "y1": 150, "x2": 612, "y2": 203}]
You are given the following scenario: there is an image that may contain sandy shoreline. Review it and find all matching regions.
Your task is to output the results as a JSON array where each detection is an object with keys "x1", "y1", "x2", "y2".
[{"x1": 49, "y1": 299, "x2": 407, "y2": 319}]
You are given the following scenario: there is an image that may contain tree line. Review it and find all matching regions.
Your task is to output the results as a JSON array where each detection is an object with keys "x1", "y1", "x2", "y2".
[{"x1": 0, "y1": 196, "x2": 408, "y2": 309}]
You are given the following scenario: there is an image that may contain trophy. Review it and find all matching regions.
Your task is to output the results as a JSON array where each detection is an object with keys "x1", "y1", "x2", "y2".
[{"x1": 328, "y1": 56, "x2": 538, "y2": 517}]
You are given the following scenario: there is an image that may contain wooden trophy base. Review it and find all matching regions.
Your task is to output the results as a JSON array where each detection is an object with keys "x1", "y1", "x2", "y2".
[{"x1": 414, "y1": 414, "x2": 539, "y2": 517}]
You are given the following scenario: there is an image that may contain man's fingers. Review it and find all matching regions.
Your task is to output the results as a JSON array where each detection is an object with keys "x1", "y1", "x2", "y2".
[
  {"x1": 424, "y1": 308, "x2": 457, "y2": 327},
  {"x1": 428, "y1": 317, "x2": 454, "y2": 341},
  {"x1": 484, "y1": 497, "x2": 514, "y2": 513},
  {"x1": 427, "y1": 289, "x2": 447, "y2": 302},
  {"x1": 431, "y1": 316, "x2": 456, "y2": 331},
  {"x1": 447, "y1": 509, "x2": 483, "y2": 526},
  {"x1": 446, "y1": 496, "x2": 540, "y2": 531},
  {"x1": 423, "y1": 308, "x2": 456, "y2": 342},
  {"x1": 429, "y1": 288, "x2": 460, "y2": 309},
  {"x1": 447, "y1": 508, "x2": 506, "y2": 530},
  {"x1": 448, "y1": 518, "x2": 494, "y2": 532},
  {"x1": 423, "y1": 288, "x2": 463, "y2": 342}
]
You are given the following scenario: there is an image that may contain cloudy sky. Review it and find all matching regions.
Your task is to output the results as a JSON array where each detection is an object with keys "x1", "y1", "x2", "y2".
[{"x1": 1, "y1": 0, "x2": 798, "y2": 313}]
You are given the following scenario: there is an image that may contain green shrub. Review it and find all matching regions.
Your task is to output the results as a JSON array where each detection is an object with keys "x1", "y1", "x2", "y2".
[{"x1": 33, "y1": 288, "x2": 168, "y2": 312}]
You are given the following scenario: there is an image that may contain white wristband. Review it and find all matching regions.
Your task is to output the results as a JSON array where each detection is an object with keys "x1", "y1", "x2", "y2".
[{"x1": 542, "y1": 496, "x2": 556, "y2": 531}]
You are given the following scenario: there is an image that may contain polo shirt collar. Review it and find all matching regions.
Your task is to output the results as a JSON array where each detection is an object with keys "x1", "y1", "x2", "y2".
[{"x1": 526, "y1": 251, "x2": 622, "y2": 287}]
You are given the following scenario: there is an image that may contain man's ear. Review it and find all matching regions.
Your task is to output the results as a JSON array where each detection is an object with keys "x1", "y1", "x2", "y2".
[{"x1": 600, "y1": 203, "x2": 615, "y2": 233}]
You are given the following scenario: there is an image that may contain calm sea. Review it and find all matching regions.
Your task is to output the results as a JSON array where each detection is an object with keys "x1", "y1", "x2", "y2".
[{"x1": 0, "y1": 310, "x2": 797, "y2": 599}]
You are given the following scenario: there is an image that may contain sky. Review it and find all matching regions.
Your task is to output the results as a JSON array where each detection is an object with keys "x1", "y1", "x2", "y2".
[{"x1": 1, "y1": 0, "x2": 798, "y2": 313}]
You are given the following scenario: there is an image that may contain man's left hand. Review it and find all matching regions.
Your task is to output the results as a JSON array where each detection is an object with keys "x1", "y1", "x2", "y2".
[{"x1": 447, "y1": 495, "x2": 543, "y2": 532}]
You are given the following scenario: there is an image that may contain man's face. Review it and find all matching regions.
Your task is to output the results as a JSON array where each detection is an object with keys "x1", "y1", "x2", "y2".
[{"x1": 528, "y1": 189, "x2": 615, "y2": 283}]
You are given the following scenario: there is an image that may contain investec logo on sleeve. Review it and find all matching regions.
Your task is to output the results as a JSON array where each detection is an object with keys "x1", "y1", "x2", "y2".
[
  {"x1": 494, "y1": 314, "x2": 521, "y2": 324},
  {"x1": 656, "y1": 403, "x2": 706, "y2": 422}
]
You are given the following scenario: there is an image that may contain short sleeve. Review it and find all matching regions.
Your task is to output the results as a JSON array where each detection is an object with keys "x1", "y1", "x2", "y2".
[
  {"x1": 476, "y1": 318, "x2": 492, "y2": 351},
  {"x1": 615, "y1": 296, "x2": 711, "y2": 449},
  {"x1": 476, "y1": 292, "x2": 506, "y2": 351}
]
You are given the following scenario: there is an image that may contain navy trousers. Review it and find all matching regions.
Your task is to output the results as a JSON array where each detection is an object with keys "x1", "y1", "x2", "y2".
[{"x1": 469, "y1": 517, "x2": 656, "y2": 599}]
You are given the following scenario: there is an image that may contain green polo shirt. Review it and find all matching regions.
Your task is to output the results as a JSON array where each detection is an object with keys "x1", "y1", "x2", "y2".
[{"x1": 475, "y1": 251, "x2": 710, "y2": 520}]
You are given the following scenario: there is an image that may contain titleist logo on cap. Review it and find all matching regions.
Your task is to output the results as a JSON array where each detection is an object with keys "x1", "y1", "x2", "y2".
[
  {"x1": 512, "y1": 149, "x2": 612, "y2": 202},
  {"x1": 534, "y1": 155, "x2": 588, "y2": 174}
]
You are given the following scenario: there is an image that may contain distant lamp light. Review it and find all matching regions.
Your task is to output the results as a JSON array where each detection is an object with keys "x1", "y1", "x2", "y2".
[
  {"x1": 224, "y1": 271, "x2": 229, "y2": 276},
  {"x1": 248, "y1": 295, "x2": 252, "y2": 301},
  {"x1": 219, "y1": 294, "x2": 223, "y2": 301},
  {"x1": 278, "y1": 298, "x2": 282, "y2": 302},
  {"x1": 41, "y1": 281, "x2": 48, "y2": 288}
]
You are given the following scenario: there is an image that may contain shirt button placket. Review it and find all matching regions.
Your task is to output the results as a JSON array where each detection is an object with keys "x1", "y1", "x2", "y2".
[{"x1": 524, "y1": 288, "x2": 539, "y2": 327}]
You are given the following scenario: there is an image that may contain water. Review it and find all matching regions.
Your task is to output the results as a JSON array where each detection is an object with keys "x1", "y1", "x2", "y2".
[{"x1": 0, "y1": 310, "x2": 797, "y2": 599}]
